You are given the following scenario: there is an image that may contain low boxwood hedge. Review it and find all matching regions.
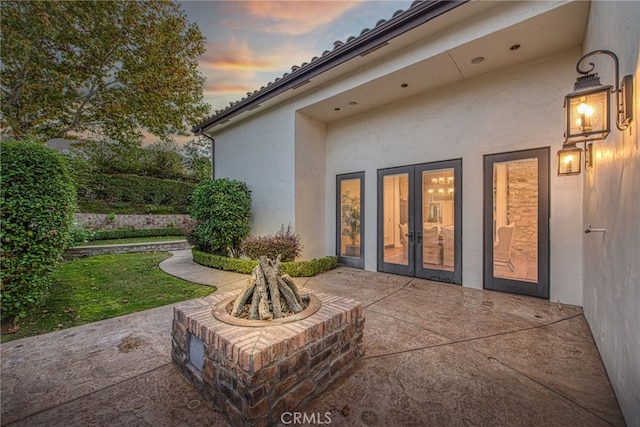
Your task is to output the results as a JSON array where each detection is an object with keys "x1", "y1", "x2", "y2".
[
  {"x1": 192, "y1": 249, "x2": 337, "y2": 277},
  {"x1": 91, "y1": 228, "x2": 184, "y2": 241}
]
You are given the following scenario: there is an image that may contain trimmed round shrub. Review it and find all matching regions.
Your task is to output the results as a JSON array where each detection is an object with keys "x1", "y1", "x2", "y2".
[
  {"x1": 189, "y1": 178, "x2": 251, "y2": 256},
  {"x1": 180, "y1": 219, "x2": 200, "y2": 247},
  {"x1": 1, "y1": 141, "x2": 77, "y2": 320}
]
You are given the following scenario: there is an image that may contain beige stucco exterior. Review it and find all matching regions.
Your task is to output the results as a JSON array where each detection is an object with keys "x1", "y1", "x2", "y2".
[
  {"x1": 322, "y1": 47, "x2": 583, "y2": 302},
  {"x1": 581, "y1": 2, "x2": 640, "y2": 423},
  {"x1": 209, "y1": 2, "x2": 639, "y2": 422}
]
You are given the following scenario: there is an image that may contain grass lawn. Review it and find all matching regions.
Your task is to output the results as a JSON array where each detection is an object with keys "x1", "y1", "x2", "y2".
[
  {"x1": 83, "y1": 236, "x2": 186, "y2": 246},
  {"x1": 1, "y1": 252, "x2": 214, "y2": 343}
]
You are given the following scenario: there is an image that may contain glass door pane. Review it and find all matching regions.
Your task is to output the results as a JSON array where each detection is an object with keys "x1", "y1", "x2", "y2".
[
  {"x1": 339, "y1": 179, "x2": 361, "y2": 257},
  {"x1": 382, "y1": 173, "x2": 409, "y2": 266},
  {"x1": 492, "y1": 159, "x2": 538, "y2": 282},
  {"x1": 483, "y1": 148, "x2": 549, "y2": 299},
  {"x1": 337, "y1": 173, "x2": 364, "y2": 268},
  {"x1": 421, "y1": 169, "x2": 455, "y2": 271}
]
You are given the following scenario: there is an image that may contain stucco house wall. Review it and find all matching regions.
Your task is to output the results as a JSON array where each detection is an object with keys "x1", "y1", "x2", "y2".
[
  {"x1": 581, "y1": 2, "x2": 640, "y2": 423},
  {"x1": 212, "y1": 1, "x2": 587, "y2": 306},
  {"x1": 294, "y1": 113, "x2": 327, "y2": 260},
  {"x1": 214, "y1": 106, "x2": 297, "y2": 238},
  {"x1": 205, "y1": 1, "x2": 639, "y2": 422},
  {"x1": 323, "y1": 48, "x2": 583, "y2": 304}
]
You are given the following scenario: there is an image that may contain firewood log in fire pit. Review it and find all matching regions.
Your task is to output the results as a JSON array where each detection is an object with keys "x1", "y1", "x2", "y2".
[{"x1": 230, "y1": 255, "x2": 309, "y2": 320}]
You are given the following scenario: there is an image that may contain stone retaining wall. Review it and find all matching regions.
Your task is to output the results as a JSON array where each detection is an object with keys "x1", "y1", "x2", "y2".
[
  {"x1": 74, "y1": 214, "x2": 192, "y2": 230},
  {"x1": 65, "y1": 240, "x2": 191, "y2": 259},
  {"x1": 172, "y1": 291, "x2": 365, "y2": 427}
]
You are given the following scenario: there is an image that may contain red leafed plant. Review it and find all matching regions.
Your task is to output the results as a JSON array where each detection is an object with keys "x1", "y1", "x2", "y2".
[{"x1": 240, "y1": 225, "x2": 302, "y2": 262}]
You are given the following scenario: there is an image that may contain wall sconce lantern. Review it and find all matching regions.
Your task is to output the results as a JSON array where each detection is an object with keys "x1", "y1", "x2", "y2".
[
  {"x1": 559, "y1": 49, "x2": 634, "y2": 175},
  {"x1": 557, "y1": 143, "x2": 582, "y2": 175},
  {"x1": 565, "y1": 73, "x2": 611, "y2": 142}
]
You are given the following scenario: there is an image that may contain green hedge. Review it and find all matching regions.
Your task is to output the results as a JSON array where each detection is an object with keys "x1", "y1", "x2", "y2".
[
  {"x1": 77, "y1": 200, "x2": 184, "y2": 215},
  {"x1": 1, "y1": 141, "x2": 77, "y2": 320},
  {"x1": 193, "y1": 250, "x2": 258, "y2": 274},
  {"x1": 281, "y1": 257, "x2": 338, "y2": 277},
  {"x1": 189, "y1": 179, "x2": 251, "y2": 256},
  {"x1": 78, "y1": 173, "x2": 196, "y2": 210},
  {"x1": 192, "y1": 249, "x2": 337, "y2": 277},
  {"x1": 91, "y1": 228, "x2": 184, "y2": 241}
]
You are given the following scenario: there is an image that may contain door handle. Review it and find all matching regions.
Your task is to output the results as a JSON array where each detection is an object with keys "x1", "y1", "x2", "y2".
[
  {"x1": 408, "y1": 230, "x2": 414, "y2": 243},
  {"x1": 416, "y1": 230, "x2": 422, "y2": 244}
]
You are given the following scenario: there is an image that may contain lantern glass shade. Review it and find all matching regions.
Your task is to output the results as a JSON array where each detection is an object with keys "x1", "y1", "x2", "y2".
[
  {"x1": 557, "y1": 144, "x2": 582, "y2": 175},
  {"x1": 565, "y1": 76, "x2": 611, "y2": 143}
]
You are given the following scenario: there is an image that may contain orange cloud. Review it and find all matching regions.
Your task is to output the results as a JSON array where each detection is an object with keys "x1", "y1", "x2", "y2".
[
  {"x1": 200, "y1": 37, "x2": 315, "y2": 75},
  {"x1": 231, "y1": 0, "x2": 363, "y2": 35},
  {"x1": 200, "y1": 39, "x2": 281, "y2": 71},
  {"x1": 203, "y1": 83, "x2": 254, "y2": 95}
]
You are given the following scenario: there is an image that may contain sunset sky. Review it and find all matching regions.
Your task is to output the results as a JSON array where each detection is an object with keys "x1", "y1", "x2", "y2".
[{"x1": 179, "y1": 0, "x2": 413, "y2": 114}]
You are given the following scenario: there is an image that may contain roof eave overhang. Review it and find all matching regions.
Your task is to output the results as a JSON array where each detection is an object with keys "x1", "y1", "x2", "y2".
[{"x1": 192, "y1": 0, "x2": 468, "y2": 135}]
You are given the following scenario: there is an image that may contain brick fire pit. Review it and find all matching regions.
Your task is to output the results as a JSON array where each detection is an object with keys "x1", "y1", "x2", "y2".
[{"x1": 172, "y1": 290, "x2": 364, "y2": 426}]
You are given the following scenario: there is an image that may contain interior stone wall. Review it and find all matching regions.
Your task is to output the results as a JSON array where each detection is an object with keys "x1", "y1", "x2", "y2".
[{"x1": 507, "y1": 161, "x2": 538, "y2": 261}]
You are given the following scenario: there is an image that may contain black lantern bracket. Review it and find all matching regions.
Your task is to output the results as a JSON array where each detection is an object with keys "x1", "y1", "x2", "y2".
[
  {"x1": 576, "y1": 50, "x2": 633, "y2": 131},
  {"x1": 560, "y1": 50, "x2": 634, "y2": 174}
]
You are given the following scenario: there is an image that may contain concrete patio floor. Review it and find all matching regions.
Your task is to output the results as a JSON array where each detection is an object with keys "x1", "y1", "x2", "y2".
[{"x1": 1, "y1": 250, "x2": 625, "y2": 426}]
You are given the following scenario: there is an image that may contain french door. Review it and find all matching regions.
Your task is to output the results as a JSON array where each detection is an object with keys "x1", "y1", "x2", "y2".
[
  {"x1": 483, "y1": 148, "x2": 549, "y2": 298},
  {"x1": 378, "y1": 160, "x2": 462, "y2": 283},
  {"x1": 336, "y1": 172, "x2": 364, "y2": 268}
]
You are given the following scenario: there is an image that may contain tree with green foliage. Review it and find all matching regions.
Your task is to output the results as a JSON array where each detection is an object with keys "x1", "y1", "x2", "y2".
[
  {"x1": 71, "y1": 138, "x2": 144, "y2": 176},
  {"x1": 189, "y1": 179, "x2": 251, "y2": 257},
  {"x1": 71, "y1": 137, "x2": 210, "y2": 183},
  {"x1": 1, "y1": 0, "x2": 209, "y2": 143},
  {"x1": 182, "y1": 137, "x2": 213, "y2": 182},
  {"x1": 0, "y1": 141, "x2": 77, "y2": 322},
  {"x1": 141, "y1": 141, "x2": 184, "y2": 180}
]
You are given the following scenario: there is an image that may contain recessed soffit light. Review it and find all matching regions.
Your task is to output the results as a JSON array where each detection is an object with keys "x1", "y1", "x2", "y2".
[{"x1": 471, "y1": 56, "x2": 486, "y2": 64}]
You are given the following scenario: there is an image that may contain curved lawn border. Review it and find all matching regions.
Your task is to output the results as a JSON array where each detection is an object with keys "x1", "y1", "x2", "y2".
[{"x1": 192, "y1": 249, "x2": 337, "y2": 277}]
